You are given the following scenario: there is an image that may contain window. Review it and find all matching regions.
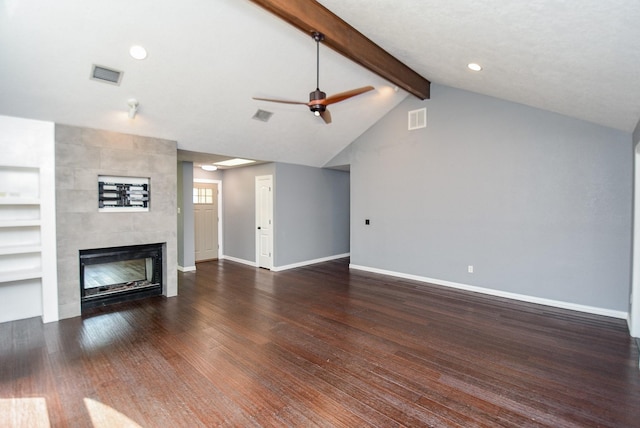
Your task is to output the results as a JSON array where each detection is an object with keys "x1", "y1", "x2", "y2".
[{"x1": 193, "y1": 187, "x2": 213, "y2": 204}]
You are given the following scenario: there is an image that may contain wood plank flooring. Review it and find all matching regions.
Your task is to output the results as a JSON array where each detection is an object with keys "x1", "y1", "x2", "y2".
[{"x1": 1, "y1": 258, "x2": 639, "y2": 427}]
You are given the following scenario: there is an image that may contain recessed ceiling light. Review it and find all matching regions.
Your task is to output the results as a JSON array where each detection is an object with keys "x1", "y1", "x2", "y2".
[
  {"x1": 201, "y1": 165, "x2": 217, "y2": 171},
  {"x1": 129, "y1": 45, "x2": 147, "y2": 60},
  {"x1": 467, "y1": 63, "x2": 482, "y2": 72},
  {"x1": 214, "y1": 158, "x2": 256, "y2": 167}
]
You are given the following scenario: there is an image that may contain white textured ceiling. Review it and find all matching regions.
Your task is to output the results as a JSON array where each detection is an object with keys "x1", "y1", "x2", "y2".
[
  {"x1": 320, "y1": 0, "x2": 640, "y2": 133},
  {"x1": 1, "y1": 0, "x2": 639, "y2": 168}
]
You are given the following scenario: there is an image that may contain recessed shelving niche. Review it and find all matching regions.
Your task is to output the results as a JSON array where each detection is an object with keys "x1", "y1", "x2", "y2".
[{"x1": 0, "y1": 166, "x2": 43, "y2": 322}]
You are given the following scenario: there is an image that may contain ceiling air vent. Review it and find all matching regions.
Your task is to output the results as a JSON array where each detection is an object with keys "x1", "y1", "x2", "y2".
[
  {"x1": 408, "y1": 107, "x2": 427, "y2": 130},
  {"x1": 90, "y1": 64, "x2": 123, "y2": 85},
  {"x1": 252, "y1": 109, "x2": 273, "y2": 122}
]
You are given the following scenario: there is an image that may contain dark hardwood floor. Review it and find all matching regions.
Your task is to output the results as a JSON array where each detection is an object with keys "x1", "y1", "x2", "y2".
[{"x1": 1, "y1": 258, "x2": 639, "y2": 427}]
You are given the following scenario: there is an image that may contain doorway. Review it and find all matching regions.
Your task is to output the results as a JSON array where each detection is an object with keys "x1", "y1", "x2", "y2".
[
  {"x1": 255, "y1": 175, "x2": 273, "y2": 269},
  {"x1": 193, "y1": 181, "x2": 219, "y2": 262}
]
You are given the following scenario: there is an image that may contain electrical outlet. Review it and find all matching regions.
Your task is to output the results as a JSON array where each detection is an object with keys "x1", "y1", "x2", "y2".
[{"x1": 468, "y1": 265, "x2": 474, "y2": 273}]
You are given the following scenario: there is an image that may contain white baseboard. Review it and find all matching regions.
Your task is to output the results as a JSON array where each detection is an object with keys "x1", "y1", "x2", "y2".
[
  {"x1": 271, "y1": 253, "x2": 350, "y2": 272},
  {"x1": 177, "y1": 265, "x2": 196, "y2": 272},
  {"x1": 222, "y1": 255, "x2": 257, "y2": 267},
  {"x1": 349, "y1": 264, "x2": 628, "y2": 320}
]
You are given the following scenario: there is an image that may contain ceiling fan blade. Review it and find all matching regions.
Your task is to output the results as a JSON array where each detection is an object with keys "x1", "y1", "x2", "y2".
[
  {"x1": 319, "y1": 109, "x2": 332, "y2": 124},
  {"x1": 252, "y1": 97, "x2": 307, "y2": 105},
  {"x1": 324, "y1": 86, "x2": 375, "y2": 105}
]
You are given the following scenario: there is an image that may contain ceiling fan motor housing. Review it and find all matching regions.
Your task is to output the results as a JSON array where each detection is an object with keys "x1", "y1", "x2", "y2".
[{"x1": 309, "y1": 89, "x2": 327, "y2": 113}]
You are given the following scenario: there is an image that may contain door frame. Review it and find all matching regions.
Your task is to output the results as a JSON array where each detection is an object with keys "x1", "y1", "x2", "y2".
[
  {"x1": 255, "y1": 175, "x2": 273, "y2": 269},
  {"x1": 631, "y1": 146, "x2": 640, "y2": 337},
  {"x1": 194, "y1": 178, "x2": 223, "y2": 259}
]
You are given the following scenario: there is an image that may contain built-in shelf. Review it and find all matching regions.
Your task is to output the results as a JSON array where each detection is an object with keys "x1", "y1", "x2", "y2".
[
  {"x1": 0, "y1": 219, "x2": 41, "y2": 228},
  {"x1": 0, "y1": 245, "x2": 42, "y2": 256},
  {"x1": 0, "y1": 118, "x2": 57, "y2": 324},
  {"x1": 0, "y1": 268, "x2": 42, "y2": 284},
  {"x1": 0, "y1": 166, "x2": 44, "y2": 289},
  {"x1": 0, "y1": 198, "x2": 40, "y2": 205}
]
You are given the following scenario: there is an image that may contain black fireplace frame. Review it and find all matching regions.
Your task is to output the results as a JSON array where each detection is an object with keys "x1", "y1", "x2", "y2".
[{"x1": 79, "y1": 243, "x2": 163, "y2": 310}]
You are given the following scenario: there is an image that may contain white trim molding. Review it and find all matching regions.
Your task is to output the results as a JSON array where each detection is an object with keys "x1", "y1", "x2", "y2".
[
  {"x1": 177, "y1": 265, "x2": 196, "y2": 272},
  {"x1": 272, "y1": 253, "x2": 350, "y2": 272},
  {"x1": 350, "y1": 264, "x2": 628, "y2": 320},
  {"x1": 222, "y1": 255, "x2": 257, "y2": 267},
  {"x1": 630, "y1": 144, "x2": 640, "y2": 337}
]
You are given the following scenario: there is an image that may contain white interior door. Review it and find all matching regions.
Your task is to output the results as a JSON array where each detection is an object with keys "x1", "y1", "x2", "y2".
[
  {"x1": 193, "y1": 183, "x2": 218, "y2": 262},
  {"x1": 256, "y1": 175, "x2": 273, "y2": 269}
]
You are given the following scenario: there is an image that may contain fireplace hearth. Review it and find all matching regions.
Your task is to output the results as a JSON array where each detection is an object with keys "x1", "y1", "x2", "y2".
[{"x1": 80, "y1": 243, "x2": 163, "y2": 310}]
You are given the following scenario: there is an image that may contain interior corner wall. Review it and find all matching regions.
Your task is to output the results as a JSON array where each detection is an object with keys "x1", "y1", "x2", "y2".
[
  {"x1": 274, "y1": 163, "x2": 350, "y2": 266},
  {"x1": 222, "y1": 163, "x2": 275, "y2": 263},
  {"x1": 177, "y1": 161, "x2": 195, "y2": 270},
  {"x1": 348, "y1": 84, "x2": 633, "y2": 313},
  {"x1": 55, "y1": 125, "x2": 178, "y2": 319}
]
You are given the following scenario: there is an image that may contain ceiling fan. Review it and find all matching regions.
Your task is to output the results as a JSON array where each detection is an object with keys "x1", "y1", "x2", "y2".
[{"x1": 253, "y1": 32, "x2": 374, "y2": 124}]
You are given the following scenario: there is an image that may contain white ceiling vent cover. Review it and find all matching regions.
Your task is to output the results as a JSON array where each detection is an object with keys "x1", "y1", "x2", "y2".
[
  {"x1": 252, "y1": 109, "x2": 273, "y2": 122},
  {"x1": 91, "y1": 64, "x2": 123, "y2": 85},
  {"x1": 408, "y1": 107, "x2": 427, "y2": 130}
]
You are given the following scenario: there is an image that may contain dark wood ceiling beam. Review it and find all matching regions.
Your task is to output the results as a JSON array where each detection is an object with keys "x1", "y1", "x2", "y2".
[{"x1": 248, "y1": 0, "x2": 431, "y2": 100}]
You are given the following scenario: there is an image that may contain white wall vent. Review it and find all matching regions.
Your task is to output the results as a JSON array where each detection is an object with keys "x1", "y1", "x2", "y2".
[
  {"x1": 408, "y1": 107, "x2": 427, "y2": 130},
  {"x1": 90, "y1": 64, "x2": 123, "y2": 85}
]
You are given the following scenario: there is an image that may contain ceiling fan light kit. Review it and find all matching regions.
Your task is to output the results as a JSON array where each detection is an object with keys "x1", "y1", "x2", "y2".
[
  {"x1": 252, "y1": 31, "x2": 373, "y2": 124},
  {"x1": 309, "y1": 89, "x2": 327, "y2": 116}
]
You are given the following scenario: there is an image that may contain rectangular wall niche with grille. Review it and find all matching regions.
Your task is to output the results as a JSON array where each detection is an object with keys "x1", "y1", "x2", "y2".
[
  {"x1": 98, "y1": 176, "x2": 149, "y2": 212},
  {"x1": 408, "y1": 107, "x2": 427, "y2": 130}
]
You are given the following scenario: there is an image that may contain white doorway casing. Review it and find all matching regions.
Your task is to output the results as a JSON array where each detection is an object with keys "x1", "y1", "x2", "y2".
[
  {"x1": 631, "y1": 146, "x2": 640, "y2": 338},
  {"x1": 256, "y1": 175, "x2": 273, "y2": 269}
]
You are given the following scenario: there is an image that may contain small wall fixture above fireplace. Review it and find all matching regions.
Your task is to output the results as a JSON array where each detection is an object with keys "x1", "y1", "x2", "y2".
[{"x1": 98, "y1": 175, "x2": 149, "y2": 212}]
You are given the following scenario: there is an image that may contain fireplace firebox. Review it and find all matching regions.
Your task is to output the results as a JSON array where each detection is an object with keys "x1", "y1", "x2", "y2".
[{"x1": 80, "y1": 243, "x2": 163, "y2": 310}]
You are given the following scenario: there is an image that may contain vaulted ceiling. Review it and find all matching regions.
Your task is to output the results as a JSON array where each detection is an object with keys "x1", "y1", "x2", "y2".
[{"x1": 1, "y1": 0, "x2": 639, "y2": 168}]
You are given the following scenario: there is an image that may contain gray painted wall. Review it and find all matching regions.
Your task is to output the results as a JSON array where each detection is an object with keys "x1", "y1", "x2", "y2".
[
  {"x1": 274, "y1": 163, "x2": 350, "y2": 266},
  {"x1": 222, "y1": 163, "x2": 275, "y2": 262},
  {"x1": 222, "y1": 162, "x2": 350, "y2": 267},
  {"x1": 177, "y1": 161, "x2": 195, "y2": 269},
  {"x1": 346, "y1": 84, "x2": 632, "y2": 312}
]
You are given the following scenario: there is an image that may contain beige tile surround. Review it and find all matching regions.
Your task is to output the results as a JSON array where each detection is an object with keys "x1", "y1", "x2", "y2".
[{"x1": 55, "y1": 125, "x2": 177, "y2": 319}]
